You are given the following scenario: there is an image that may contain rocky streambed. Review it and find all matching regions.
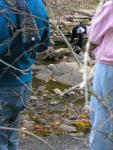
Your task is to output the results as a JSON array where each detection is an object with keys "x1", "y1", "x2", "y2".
[{"x1": 19, "y1": 52, "x2": 93, "y2": 150}]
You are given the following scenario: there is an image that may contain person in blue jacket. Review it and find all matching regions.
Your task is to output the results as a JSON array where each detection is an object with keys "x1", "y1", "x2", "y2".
[{"x1": 0, "y1": 0, "x2": 50, "y2": 149}]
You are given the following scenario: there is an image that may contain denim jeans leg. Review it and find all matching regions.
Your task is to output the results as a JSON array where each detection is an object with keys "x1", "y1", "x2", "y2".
[
  {"x1": 89, "y1": 64, "x2": 113, "y2": 150},
  {"x1": 0, "y1": 83, "x2": 31, "y2": 150},
  {"x1": 8, "y1": 116, "x2": 19, "y2": 150},
  {"x1": 0, "y1": 129, "x2": 8, "y2": 150},
  {"x1": 0, "y1": 104, "x2": 9, "y2": 150}
]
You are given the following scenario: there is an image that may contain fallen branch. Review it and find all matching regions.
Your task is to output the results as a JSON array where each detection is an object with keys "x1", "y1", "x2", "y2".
[{"x1": 0, "y1": 126, "x2": 55, "y2": 150}]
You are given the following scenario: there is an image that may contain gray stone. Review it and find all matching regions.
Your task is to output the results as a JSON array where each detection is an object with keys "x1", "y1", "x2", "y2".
[
  {"x1": 63, "y1": 119, "x2": 75, "y2": 126},
  {"x1": 50, "y1": 101, "x2": 59, "y2": 106},
  {"x1": 30, "y1": 96, "x2": 38, "y2": 100},
  {"x1": 35, "y1": 62, "x2": 91, "y2": 86},
  {"x1": 22, "y1": 120, "x2": 35, "y2": 131},
  {"x1": 53, "y1": 88, "x2": 63, "y2": 95},
  {"x1": 32, "y1": 64, "x2": 44, "y2": 71},
  {"x1": 35, "y1": 69, "x2": 53, "y2": 81},
  {"x1": 60, "y1": 124, "x2": 77, "y2": 132}
]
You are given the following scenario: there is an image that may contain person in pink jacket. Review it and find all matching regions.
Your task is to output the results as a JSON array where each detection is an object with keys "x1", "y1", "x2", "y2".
[{"x1": 88, "y1": 0, "x2": 113, "y2": 149}]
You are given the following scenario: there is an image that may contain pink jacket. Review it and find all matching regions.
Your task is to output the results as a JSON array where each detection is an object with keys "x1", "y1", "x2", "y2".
[{"x1": 88, "y1": 0, "x2": 113, "y2": 63}]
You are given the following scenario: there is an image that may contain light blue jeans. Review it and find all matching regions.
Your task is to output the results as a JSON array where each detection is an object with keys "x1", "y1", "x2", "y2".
[
  {"x1": 0, "y1": 83, "x2": 31, "y2": 150},
  {"x1": 89, "y1": 63, "x2": 113, "y2": 150}
]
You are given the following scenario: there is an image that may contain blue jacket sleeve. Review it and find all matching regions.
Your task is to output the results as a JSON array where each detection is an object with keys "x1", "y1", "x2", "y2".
[
  {"x1": 0, "y1": 0, "x2": 50, "y2": 56},
  {"x1": 28, "y1": 0, "x2": 50, "y2": 53}
]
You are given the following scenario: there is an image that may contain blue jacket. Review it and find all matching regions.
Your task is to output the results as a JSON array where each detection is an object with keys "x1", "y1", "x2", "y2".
[{"x1": 0, "y1": 0, "x2": 50, "y2": 86}]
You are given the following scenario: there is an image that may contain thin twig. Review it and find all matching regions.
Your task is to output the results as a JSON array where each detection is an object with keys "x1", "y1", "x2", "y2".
[{"x1": 0, "y1": 126, "x2": 55, "y2": 150}]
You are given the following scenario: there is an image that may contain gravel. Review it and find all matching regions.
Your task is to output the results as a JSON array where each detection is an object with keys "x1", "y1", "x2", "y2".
[{"x1": 20, "y1": 135, "x2": 88, "y2": 150}]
